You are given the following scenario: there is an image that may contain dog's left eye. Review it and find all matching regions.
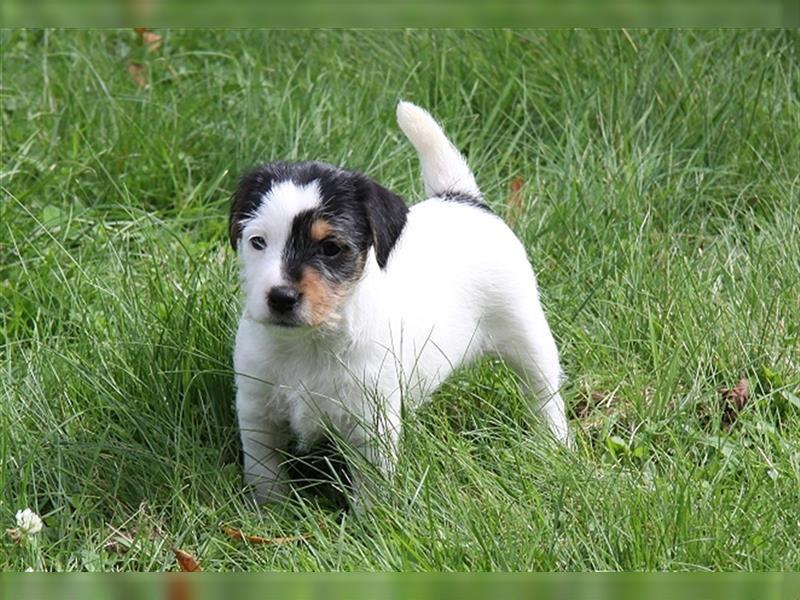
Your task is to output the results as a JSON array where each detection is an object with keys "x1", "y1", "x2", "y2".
[
  {"x1": 320, "y1": 240, "x2": 342, "y2": 257},
  {"x1": 249, "y1": 236, "x2": 267, "y2": 251}
]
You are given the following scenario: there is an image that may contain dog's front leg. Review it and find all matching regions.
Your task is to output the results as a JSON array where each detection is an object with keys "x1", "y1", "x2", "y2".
[
  {"x1": 344, "y1": 393, "x2": 402, "y2": 510},
  {"x1": 237, "y1": 390, "x2": 291, "y2": 504},
  {"x1": 240, "y1": 418, "x2": 291, "y2": 504}
]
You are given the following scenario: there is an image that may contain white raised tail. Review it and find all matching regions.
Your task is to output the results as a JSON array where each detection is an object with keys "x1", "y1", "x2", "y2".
[{"x1": 396, "y1": 101, "x2": 482, "y2": 200}]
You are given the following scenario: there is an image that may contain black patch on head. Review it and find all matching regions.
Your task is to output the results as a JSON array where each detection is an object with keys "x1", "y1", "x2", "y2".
[
  {"x1": 229, "y1": 161, "x2": 321, "y2": 251},
  {"x1": 282, "y1": 206, "x2": 369, "y2": 285},
  {"x1": 229, "y1": 164, "x2": 278, "y2": 250},
  {"x1": 282, "y1": 164, "x2": 373, "y2": 284},
  {"x1": 230, "y1": 161, "x2": 408, "y2": 272},
  {"x1": 439, "y1": 190, "x2": 493, "y2": 213}
]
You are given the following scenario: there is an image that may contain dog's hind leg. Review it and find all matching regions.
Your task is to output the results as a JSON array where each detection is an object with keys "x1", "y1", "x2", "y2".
[{"x1": 491, "y1": 302, "x2": 571, "y2": 446}]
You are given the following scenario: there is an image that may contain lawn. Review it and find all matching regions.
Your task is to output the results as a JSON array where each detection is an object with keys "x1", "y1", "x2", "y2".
[{"x1": 1, "y1": 29, "x2": 799, "y2": 571}]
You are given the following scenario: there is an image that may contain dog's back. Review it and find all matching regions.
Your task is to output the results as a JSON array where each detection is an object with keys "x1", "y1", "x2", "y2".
[
  {"x1": 392, "y1": 100, "x2": 542, "y2": 331},
  {"x1": 387, "y1": 102, "x2": 568, "y2": 441}
]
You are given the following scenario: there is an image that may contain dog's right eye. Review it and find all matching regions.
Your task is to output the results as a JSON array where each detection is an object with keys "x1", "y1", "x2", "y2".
[{"x1": 248, "y1": 236, "x2": 267, "y2": 251}]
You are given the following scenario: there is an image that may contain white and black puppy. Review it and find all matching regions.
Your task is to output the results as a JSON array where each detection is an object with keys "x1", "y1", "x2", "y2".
[{"x1": 231, "y1": 102, "x2": 569, "y2": 505}]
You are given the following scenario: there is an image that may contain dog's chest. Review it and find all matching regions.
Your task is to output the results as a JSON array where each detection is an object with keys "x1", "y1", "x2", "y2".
[{"x1": 266, "y1": 341, "x2": 376, "y2": 446}]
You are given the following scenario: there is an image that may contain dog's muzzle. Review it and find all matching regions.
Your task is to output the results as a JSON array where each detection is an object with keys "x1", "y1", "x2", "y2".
[{"x1": 266, "y1": 285, "x2": 302, "y2": 326}]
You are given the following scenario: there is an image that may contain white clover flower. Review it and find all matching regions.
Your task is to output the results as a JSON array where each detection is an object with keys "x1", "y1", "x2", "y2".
[{"x1": 15, "y1": 508, "x2": 43, "y2": 537}]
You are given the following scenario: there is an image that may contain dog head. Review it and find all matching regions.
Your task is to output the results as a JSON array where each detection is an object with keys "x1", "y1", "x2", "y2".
[{"x1": 230, "y1": 161, "x2": 408, "y2": 329}]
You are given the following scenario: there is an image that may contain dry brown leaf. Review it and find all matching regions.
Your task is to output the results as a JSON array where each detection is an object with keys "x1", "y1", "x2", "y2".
[
  {"x1": 719, "y1": 377, "x2": 750, "y2": 429},
  {"x1": 127, "y1": 61, "x2": 148, "y2": 89},
  {"x1": 166, "y1": 577, "x2": 193, "y2": 600},
  {"x1": 172, "y1": 548, "x2": 202, "y2": 572},
  {"x1": 506, "y1": 176, "x2": 524, "y2": 226},
  {"x1": 134, "y1": 28, "x2": 163, "y2": 52},
  {"x1": 221, "y1": 524, "x2": 313, "y2": 545},
  {"x1": 142, "y1": 31, "x2": 162, "y2": 53}
]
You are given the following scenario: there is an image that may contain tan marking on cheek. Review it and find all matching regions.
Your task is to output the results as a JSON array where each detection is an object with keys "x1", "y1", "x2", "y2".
[
  {"x1": 310, "y1": 219, "x2": 333, "y2": 243},
  {"x1": 297, "y1": 267, "x2": 341, "y2": 326}
]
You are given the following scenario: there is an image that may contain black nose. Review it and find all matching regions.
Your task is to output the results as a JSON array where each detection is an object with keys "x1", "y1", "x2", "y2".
[{"x1": 267, "y1": 286, "x2": 301, "y2": 314}]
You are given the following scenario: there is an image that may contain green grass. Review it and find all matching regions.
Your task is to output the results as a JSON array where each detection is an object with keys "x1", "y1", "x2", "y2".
[{"x1": 1, "y1": 29, "x2": 799, "y2": 571}]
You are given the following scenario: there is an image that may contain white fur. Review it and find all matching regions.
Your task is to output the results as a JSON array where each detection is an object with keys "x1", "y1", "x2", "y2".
[
  {"x1": 234, "y1": 102, "x2": 569, "y2": 505},
  {"x1": 396, "y1": 101, "x2": 481, "y2": 198}
]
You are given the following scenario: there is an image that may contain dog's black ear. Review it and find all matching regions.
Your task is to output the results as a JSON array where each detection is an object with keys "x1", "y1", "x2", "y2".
[
  {"x1": 229, "y1": 165, "x2": 276, "y2": 251},
  {"x1": 360, "y1": 178, "x2": 408, "y2": 269}
]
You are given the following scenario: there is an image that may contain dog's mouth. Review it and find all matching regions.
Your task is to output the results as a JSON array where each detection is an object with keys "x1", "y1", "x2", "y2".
[
  {"x1": 262, "y1": 315, "x2": 321, "y2": 340},
  {"x1": 266, "y1": 315, "x2": 305, "y2": 328}
]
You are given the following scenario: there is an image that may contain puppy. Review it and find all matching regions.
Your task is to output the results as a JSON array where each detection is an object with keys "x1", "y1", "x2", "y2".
[{"x1": 230, "y1": 102, "x2": 569, "y2": 505}]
